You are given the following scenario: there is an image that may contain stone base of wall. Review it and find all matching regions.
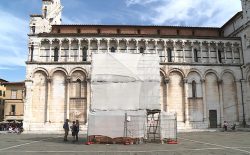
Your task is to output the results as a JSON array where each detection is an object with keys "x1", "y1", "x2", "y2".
[
  {"x1": 23, "y1": 122, "x2": 88, "y2": 134},
  {"x1": 177, "y1": 121, "x2": 209, "y2": 130},
  {"x1": 23, "y1": 121, "x2": 210, "y2": 134}
]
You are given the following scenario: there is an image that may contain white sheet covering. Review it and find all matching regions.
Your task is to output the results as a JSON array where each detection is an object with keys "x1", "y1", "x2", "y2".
[
  {"x1": 88, "y1": 53, "x2": 161, "y2": 138},
  {"x1": 91, "y1": 53, "x2": 160, "y2": 111},
  {"x1": 160, "y1": 112, "x2": 177, "y2": 139},
  {"x1": 88, "y1": 110, "x2": 147, "y2": 138}
]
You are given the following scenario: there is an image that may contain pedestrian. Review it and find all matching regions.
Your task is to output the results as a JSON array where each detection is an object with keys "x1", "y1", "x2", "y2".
[
  {"x1": 223, "y1": 121, "x2": 228, "y2": 131},
  {"x1": 71, "y1": 121, "x2": 77, "y2": 142},
  {"x1": 75, "y1": 120, "x2": 80, "y2": 142},
  {"x1": 63, "y1": 119, "x2": 69, "y2": 141}
]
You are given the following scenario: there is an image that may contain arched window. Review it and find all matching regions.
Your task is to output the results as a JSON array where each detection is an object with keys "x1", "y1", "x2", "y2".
[
  {"x1": 167, "y1": 48, "x2": 172, "y2": 62},
  {"x1": 30, "y1": 44, "x2": 34, "y2": 62},
  {"x1": 82, "y1": 47, "x2": 87, "y2": 61},
  {"x1": 54, "y1": 47, "x2": 59, "y2": 62},
  {"x1": 76, "y1": 79, "x2": 81, "y2": 98},
  {"x1": 111, "y1": 47, "x2": 116, "y2": 53},
  {"x1": 140, "y1": 47, "x2": 144, "y2": 54},
  {"x1": 44, "y1": 6, "x2": 47, "y2": 18},
  {"x1": 192, "y1": 80, "x2": 197, "y2": 98},
  {"x1": 218, "y1": 49, "x2": 222, "y2": 63},
  {"x1": 194, "y1": 49, "x2": 198, "y2": 62}
]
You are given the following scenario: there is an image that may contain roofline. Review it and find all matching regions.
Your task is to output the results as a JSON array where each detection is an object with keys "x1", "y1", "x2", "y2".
[
  {"x1": 3, "y1": 82, "x2": 25, "y2": 85},
  {"x1": 221, "y1": 11, "x2": 243, "y2": 29},
  {"x1": 37, "y1": 33, "x2": 241, "y2": 40},
  {"x1": 52, "y1": 24, "x2": 220, "y2": 29},
  {"x1": 0, "y1": 79, "x2": 8, "y2": 82}
]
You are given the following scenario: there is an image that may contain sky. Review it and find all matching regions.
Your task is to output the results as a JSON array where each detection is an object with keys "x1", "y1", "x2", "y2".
[{"x1": 0, "y1": 0, "x2": 242, "y2": 82}]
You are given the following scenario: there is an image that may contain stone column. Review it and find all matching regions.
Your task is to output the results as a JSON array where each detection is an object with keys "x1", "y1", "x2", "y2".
[
  {"x1": 236, "y1": 80, "x2": 245, "y2": 122},
  {"x1": 216, "y1": 43, "x2": 220, "y2": 63},
  {"x1": 86, "y1": 78, "x2": 91, "y2": 125},
  {"x1": 224, "y1": 44, "x2": 227, "y2": 63},
  {"x1": 117, "y1": 40, "x2": 120, "y2": 53},
  {"x1": 200, "y1": 42, "x2": 203, "y2": 63},
  {"x1": 239, "y1": 46, "x2": 243, "y2": 64},
  {"x1": 68, "y1": 40, "x2": 71, "y2": 62},
  {"x1": 201, "y1": 79, "x2": 207, "y2": 122},
  {"x1": 23, "y1": 80, "x2": 33, "y2": 131},
  {"x1": 184, "y1": 78, "x2": 189, "y2": 124},
  {"x1": 58, "y1": 41, "x2": 62, "y2": 62},
  {"x1": 49, "y1": 42, "x2": 52, "y2": 62},
  {"x1": 126, "y1": 40, "x2": 129, "y2": 53},
  {"x1": 154, "y1": 41, "x2": 157, "y2": 54},
  {"x1": 182, "y1": 42, "x2": 186, "y2": 62},
  {"x1": 97, "y1": 40, "x2": 100, "y2": 53},
  {"x1": 145, "y1": 40, "x2": 148, "y2": 53},
  {"x1": 78, "y1": 40, "x2": 81, "y2": 61},
  {"x1": 46, "y1": 77, "x2": 52, "y2": 122},
  {"x1": 38, "y1": 42, "x2": 41, "y2": 62},
  {"x1": 231, "y1": 43, "x2": 235, "y2": 63},
  {"x1": 136, "y1": 40, "x2": 139, "y2": 53},
  {"x1": 191, "y1": 42, "x2": 194, "y2": 62},
  {"x1": 208, "y1": 43, "x2": 211, "y2": 63},
  {"x1": 107, "y1": 39, "x2": 110, "y2": 53},
  {"x1": 88, "y1": 39, "x2": 91, "y2": 61},
  {"x1": 218, "y1": 79, "x2": 224, "y2": 127},
  {"x1": 66, "y1": 77, "x2": 71, "y2": 119},
  {"x1": 173, "y1": 41, "x2": 176, "y2": 62},
  {"x1": 164, "y1": 42, "x2": 167, "y2": 62},
  {"x1": 164, "y1": 78, "x2": 169, "y2": 112}
]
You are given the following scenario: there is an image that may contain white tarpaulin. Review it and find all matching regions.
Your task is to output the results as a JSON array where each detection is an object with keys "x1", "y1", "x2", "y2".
[
  {"x1": 160, "y1": 112, "x2": 177, "y2": 140},
  {"x1": 88, "y1": 110, "x2": 147, "y2": 138},
  {"x1": 91, "y1": 53, "x2": 160, "y2": 111}
]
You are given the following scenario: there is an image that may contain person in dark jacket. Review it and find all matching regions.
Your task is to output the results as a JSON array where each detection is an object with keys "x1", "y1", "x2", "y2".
[
  {"x1": 75, "y1": 120, "x2": 80, "y2": 142},
  {"x1": 63, "y1": 119, "x2": 69, "y2": 141},
  {"x1": 71, "y1": 121, "x2": 77, "y2": 142}
]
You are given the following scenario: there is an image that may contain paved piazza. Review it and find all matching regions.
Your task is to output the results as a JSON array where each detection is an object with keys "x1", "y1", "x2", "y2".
[{"x1": 0, "y1": 132, "x2": 250, "y2": 155}]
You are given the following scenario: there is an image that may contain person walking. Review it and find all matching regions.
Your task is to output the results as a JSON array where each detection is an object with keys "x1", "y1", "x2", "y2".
[
  {"x1": 71, "y1": 121, "x2": 77, "y2": 143},
  {"x1": 75, "y1": 120, "x2": 80, "y2": 142},
  {"x1": 63, "y1": 119, "x2": 69, "y2": 141},
  {"x1": 223, "y1": 121, "x2": 228, "y2": 131}
]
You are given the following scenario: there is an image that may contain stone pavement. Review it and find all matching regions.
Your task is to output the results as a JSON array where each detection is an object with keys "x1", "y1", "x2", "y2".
[{"x1": 0, "y1": 131, "x2": 250, "y2": 155}]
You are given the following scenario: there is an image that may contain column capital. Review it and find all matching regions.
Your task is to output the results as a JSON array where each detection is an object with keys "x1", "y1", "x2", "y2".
[
  {"x1": 47, "y1": 77, "x2": 52, "y2": 83},
  {"x1": 164, "y1": 77, "x2": 170, "y2": 84},
  {"x1": 200, "y1": 79, "x2": 205, "y2": 83},
  {"x1": 66, "y1": 76, "x2": 71, "y2": 83},
  {"x1": 183, "y1": 78, "x2": 188, "y2": 83},
  {"x1": 217, "y1": 79, "x2": 223, "y2": 84}
]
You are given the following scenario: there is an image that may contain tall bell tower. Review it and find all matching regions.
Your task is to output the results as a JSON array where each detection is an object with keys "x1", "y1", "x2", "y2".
[
  {"x1": 29, "y1": 0, "x2": 63, "y2": 34},
  {"x1": 42, "y1": 0, "x2": 62, "y2": 25}
]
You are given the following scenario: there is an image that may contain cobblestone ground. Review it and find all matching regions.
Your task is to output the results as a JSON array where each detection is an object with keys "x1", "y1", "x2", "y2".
[{"x1": 0, "y1": 132, "x2": 250, "y2": 155}]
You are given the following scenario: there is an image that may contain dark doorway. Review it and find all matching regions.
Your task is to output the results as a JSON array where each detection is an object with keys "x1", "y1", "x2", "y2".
[{"x1": 209, "y1": 110, "x2": 217, "y2": 128}]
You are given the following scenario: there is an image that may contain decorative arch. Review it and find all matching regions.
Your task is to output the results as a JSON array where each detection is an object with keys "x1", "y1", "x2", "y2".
[
  {"x1": 33, "y1": 67, "x2": 49, "y2": 78},
  {"x1": 69, "y1": 67, "x2": 88, "y2": 78},
  {"x1": 160, "y1": 69, "x2": 167, "y2": 78},
  {"x1": 221, "y1": 71, "x2": 239, "y2": 122},
  {"x1": 220, "y1": 69, "x2": 236, "y2": 80},
  {"x1": 205, "y1": 71, "x2": 221, "y2": 127},
  {"x1": 168, "y1": 68, "x2": 185, "y2": 78},
  {"x1": 204, "y1": 69, "x2": 219, "y2": 80},
  {"x1": 167, "y1": 70, "x2": 185, "y2": 122},
  {"x1": 187, "y1": 69, "x2": 203, "y2": 80},
  {"x1": 69, "y1": 69, "x2": 88, "y2": 124},
  {"x1": 50, "y1": 67, "x2": 68, "y2": 77}
]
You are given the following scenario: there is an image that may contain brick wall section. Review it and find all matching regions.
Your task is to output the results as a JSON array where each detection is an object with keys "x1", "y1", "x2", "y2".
[{"x1": 51, "y1": 25, "x2": 222, "y2": 37}]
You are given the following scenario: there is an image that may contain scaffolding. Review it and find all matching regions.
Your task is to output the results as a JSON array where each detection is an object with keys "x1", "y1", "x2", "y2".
[{"x1": 124, "y1": 110, "x2": 177, "y2": 143}]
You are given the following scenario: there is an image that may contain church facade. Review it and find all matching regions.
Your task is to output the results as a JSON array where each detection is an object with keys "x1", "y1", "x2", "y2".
[{"x1": 24, "y1": 0, "x2": 250, "y2": 132}]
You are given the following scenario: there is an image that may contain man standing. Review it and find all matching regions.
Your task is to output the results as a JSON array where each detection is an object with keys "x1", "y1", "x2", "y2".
[{"x1": 63, "y1": 119, "x2": 69, "y2": 141}]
